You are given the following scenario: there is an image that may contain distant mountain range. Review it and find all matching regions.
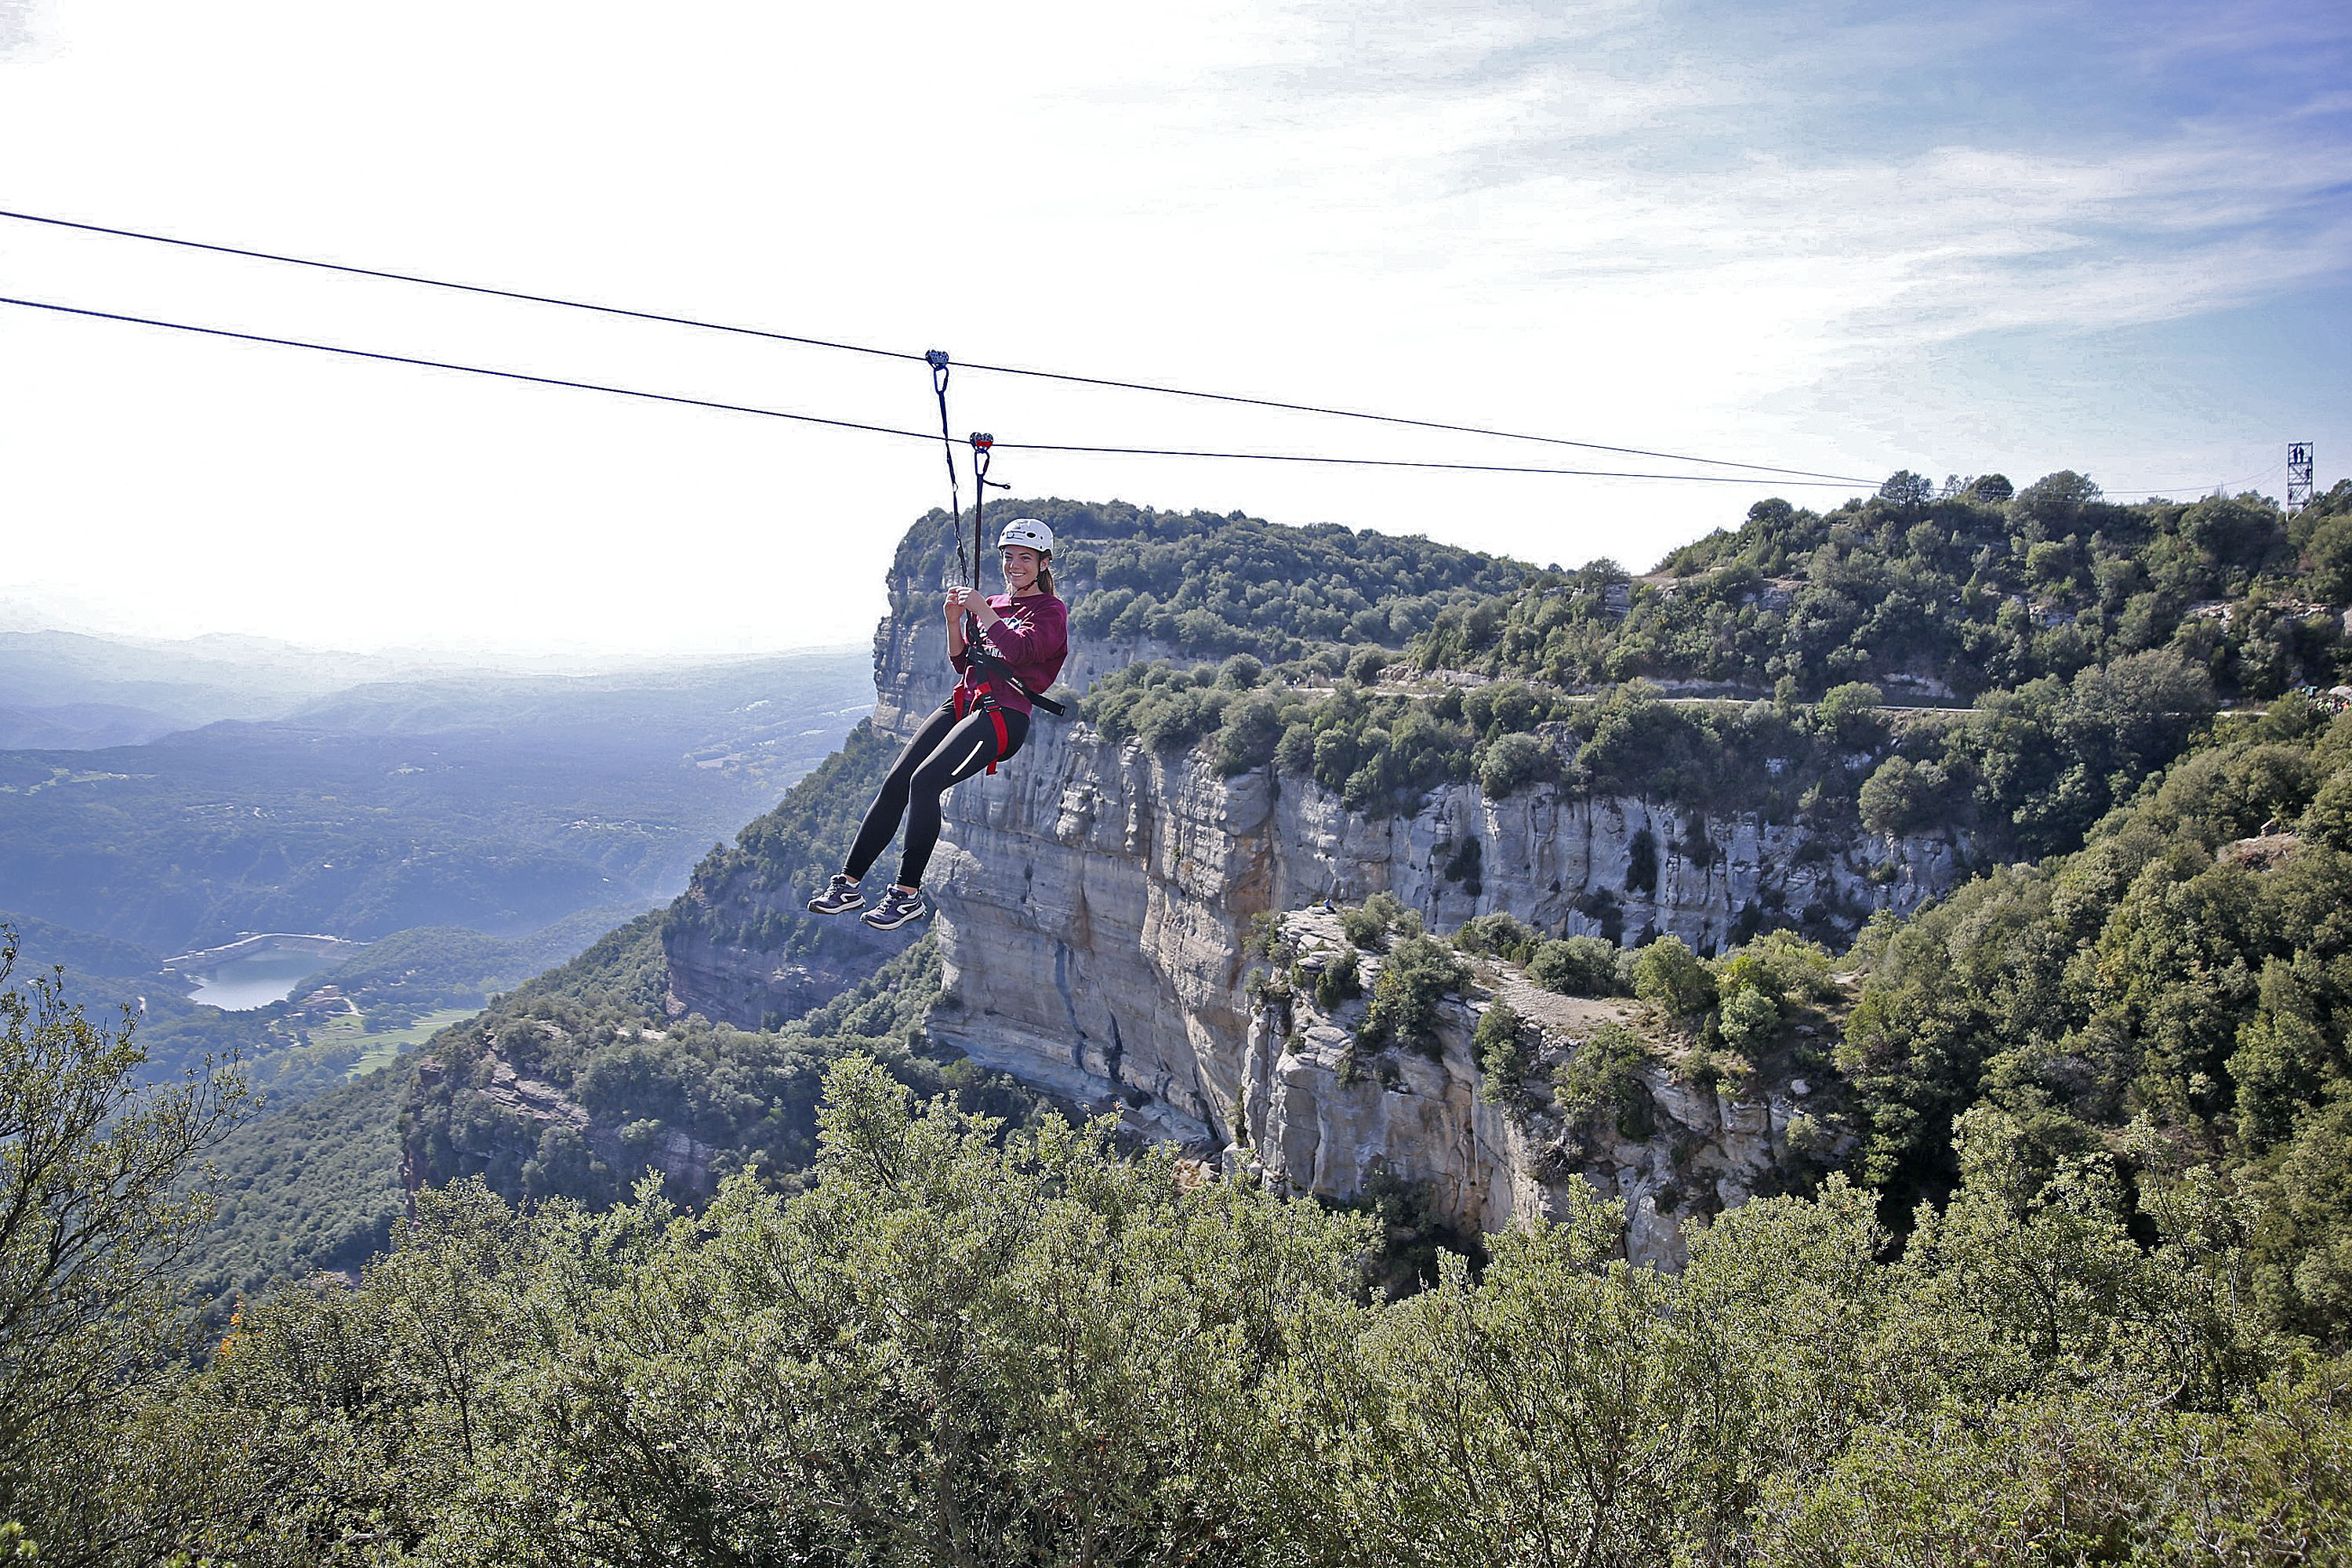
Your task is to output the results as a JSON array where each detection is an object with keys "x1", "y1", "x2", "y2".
[
  {"x1": 0, "y1": 626, "x2": 488, "y2": 742},
  {"x1": 0, "y1": 630, "x2": 875, "y2": 956}
]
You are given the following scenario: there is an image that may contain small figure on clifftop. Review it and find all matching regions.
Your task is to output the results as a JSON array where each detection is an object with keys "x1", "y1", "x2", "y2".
[{"x1": 810, "y1": 518, "x2": 1069, "y2": 931}]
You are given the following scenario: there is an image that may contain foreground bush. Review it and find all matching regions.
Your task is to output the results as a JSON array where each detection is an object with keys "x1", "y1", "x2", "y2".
[{"x1": 23, "y1": 1055, "x2": 2339, "y2": 1566}]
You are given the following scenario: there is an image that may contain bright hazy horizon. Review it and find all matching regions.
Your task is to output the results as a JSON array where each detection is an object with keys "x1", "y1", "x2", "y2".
[{"x1": 2, "y1": 0, "x2": 2344, "y2": 660}]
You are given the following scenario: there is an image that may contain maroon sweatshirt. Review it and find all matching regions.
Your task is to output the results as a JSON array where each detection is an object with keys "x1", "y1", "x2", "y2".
[{"x1": 952, "y1": 593, "x2": 1069, "y2": 718}]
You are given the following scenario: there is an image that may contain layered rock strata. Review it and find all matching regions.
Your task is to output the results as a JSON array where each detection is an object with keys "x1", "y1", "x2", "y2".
[{"x1": 920, "y1": 711, "x2": 1955, "y2": 1158}]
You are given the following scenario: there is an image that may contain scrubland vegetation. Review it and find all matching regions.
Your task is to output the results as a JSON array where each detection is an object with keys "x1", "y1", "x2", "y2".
[{"x1": 11, "y1": 1029, "x2": 2350, "y2": 1565}]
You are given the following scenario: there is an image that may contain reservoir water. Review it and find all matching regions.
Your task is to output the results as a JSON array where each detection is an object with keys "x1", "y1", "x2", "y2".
[{"x1": 187, "y1": 947, "x2": 347, "y2": 1010}]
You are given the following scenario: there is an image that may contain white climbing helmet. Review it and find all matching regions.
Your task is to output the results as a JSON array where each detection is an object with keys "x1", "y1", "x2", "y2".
[{"x1": 996, "y1": 517, "x2": 1054, "y2": 554}]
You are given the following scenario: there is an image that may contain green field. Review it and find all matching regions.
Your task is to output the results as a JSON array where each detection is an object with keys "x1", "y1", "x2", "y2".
[{"x1": 304, "y1": 1007, "x2": 481, "y2": 1078}]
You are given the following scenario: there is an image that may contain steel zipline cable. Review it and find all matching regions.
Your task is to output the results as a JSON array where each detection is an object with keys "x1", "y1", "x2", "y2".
[
  {"x1": 0, "y1": 295, "x2": 949, "y2": 442},
  {"x1": 0, "y1": 294, "x2": 1878, "y2": 489},
  {"x1": 0, "y1": 206, "x2": 1880, "y2": 486}
]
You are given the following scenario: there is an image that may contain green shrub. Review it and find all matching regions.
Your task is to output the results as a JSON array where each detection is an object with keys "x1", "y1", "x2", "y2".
[
  {"x1": 1452, "y1": 913, "x2": 1539, "y2": 964},
  {"x1": 1341, "y1": 892, "x2": 1421, "y2": 952},
  {"x1": 1312, "y1": 948, "x2": 1361, "y2": 1011},
  {"x1": 1243, "y1": 912, "x2": 1291, "y2": 962},
  {"x1": 1528, "y1": 936, "x2": 1625, "y2": 997},
  {"x1": 1630, "y1": 936, "x2": 1716, "y2": 1018},
  {"x1": 1475, "y1": 1003, "x2": 1531, "y2": 1104},
  {"x1": 1717, "y1": 930, "x2": 1836, "y2": 1007},
  {"x1": 1216, "y1": 699, "x2": 1285, "y2": 775},
  {"x1": 1857, "y1": 756, "x2": 1922, "y2": 833},
  {"x1": 1816, "y1": 681, "x2": 1887, "y2": 748},
  {"x1": 1357, "y1": 935, "x2": 1470, "y2": 1059},
  {"x1": 2303, "y1": 769, "x2": 2352, "y2": 851},
  {"x1": 1715, "y1": 985, "x2": 1780, "y2": 1055},
  {"x1": 1554, "y1": 1022, "x2": 1654, "y2": 1148},
  {"x1": 1479, "y1": 731, "x2": 1555, "y2": 797},
  {"x1": 1275, "y1": 722, "x2": 1316, "y2": 775}
]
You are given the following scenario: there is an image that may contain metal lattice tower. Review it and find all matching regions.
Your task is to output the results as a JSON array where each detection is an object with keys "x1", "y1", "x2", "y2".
[{"x1": 2288, "y1": 442, "x2": 2314, "y2": 511}]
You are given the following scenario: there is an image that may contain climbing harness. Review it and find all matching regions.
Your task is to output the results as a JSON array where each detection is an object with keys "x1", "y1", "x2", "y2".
[{"x1": 950, "y1": 682, "x2": 1013, "y2": 775}]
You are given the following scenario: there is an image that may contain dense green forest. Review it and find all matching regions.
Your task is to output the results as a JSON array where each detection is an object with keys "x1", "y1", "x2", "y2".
[
  {"x1": 1083, "y1": 479, "x2": 2352, "y2": 863},
  {"x1": 1415, "y1": 474, "x2": 2352, "y2": 699},
  {"x1": 1838, "y1": 691, "x2": 2352, "y2": 1334}
]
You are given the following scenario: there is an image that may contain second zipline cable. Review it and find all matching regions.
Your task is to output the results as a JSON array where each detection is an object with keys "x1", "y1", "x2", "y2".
[{"x1": 0, "y1": 293, "x2": 1873, "y2": 488}]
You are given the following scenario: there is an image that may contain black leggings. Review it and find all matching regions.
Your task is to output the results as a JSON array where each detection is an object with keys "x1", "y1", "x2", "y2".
[{"x1": 843, "y1": 699, "x2": 1029, "y2": 890}]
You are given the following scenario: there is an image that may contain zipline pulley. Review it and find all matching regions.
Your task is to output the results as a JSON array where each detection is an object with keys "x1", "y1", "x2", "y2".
[{"x1": 969, "y1": 431, "x2": 1006, "y2": 613}]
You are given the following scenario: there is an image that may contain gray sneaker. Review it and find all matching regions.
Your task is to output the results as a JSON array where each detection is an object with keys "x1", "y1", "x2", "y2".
[
  {"x1": 807, "y1": 874, "x2": 866, "y2": 914},
  {"x1": 861, "y1": 887, "x2": 927, "y2": 931}
]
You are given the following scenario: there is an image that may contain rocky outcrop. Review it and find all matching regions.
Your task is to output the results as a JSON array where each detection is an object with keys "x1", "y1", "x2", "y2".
[
  {"x1": 405, "y1": 1032, "x2": 717, "y2": 1207},
  {"x1": 918, "y1": 711, "x2": 1957, "y2": 1155},
  {"x1": 674, "y1": 554, "x2": 1962, "y2": 1247},
  {"x1": 1236, "y1": 909, "x2": 1825, "y2": 1268},
  {"x1": 663, "y1": 557, "x2": 1189, "y2": 1029},
  {"x1": 663, "y1": 916, "x2": 895, "y2": 1030}
]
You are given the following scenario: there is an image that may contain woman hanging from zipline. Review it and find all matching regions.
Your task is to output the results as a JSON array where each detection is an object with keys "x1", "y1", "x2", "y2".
[{"x1": 808, "y1": 517, "x2": 1069, "y2": 931}]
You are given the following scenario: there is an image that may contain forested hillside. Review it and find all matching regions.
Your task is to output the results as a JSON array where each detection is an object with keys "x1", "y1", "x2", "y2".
[
  {"x1": 1080, "y1": 477, "x2": 2351, "y2": 864},
  {"x1": 893, "y1": 496, "x2": 1530, "y2": 659},
  {"x1": 1841, "y1": 691, "x2": 2352, "y2": 1334},
  {"x1": 1418, "y1": 472, "x2": 2352, "y2": 699},
  {"x1": 30, "y1": 1054, "x2": 2352, "y2": 1564}
]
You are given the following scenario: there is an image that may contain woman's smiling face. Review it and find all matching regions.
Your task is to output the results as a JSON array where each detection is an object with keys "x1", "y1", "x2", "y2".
[{"x1": 1000, "y1": 546, "x2": 1043, "y2": 593}]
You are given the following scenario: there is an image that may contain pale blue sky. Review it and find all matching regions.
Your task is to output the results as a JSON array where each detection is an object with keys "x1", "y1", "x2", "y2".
[{"x1": 0, "y1": 0, "x2": 2343, "y2": 657}]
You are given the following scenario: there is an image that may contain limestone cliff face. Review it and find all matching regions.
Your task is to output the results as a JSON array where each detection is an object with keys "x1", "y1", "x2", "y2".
[
  {"x1": 918, "y1": 714, "x2": 1933, "y2": 1220},
  {"x1": 1236, "y1": 909, "x2": 1828, "y2": 1269},
  {"x1": 663, "y1": 901, "x2": 895, "y2": 1029},
  {"x1": 678, "y1": 573, "x2": 1962, "y2": 1244}
]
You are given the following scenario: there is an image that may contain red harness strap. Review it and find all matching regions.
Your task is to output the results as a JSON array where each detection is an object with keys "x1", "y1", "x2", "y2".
[{"x1": 953, "y1": 684, "x2": 1011, "y2": 775}]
